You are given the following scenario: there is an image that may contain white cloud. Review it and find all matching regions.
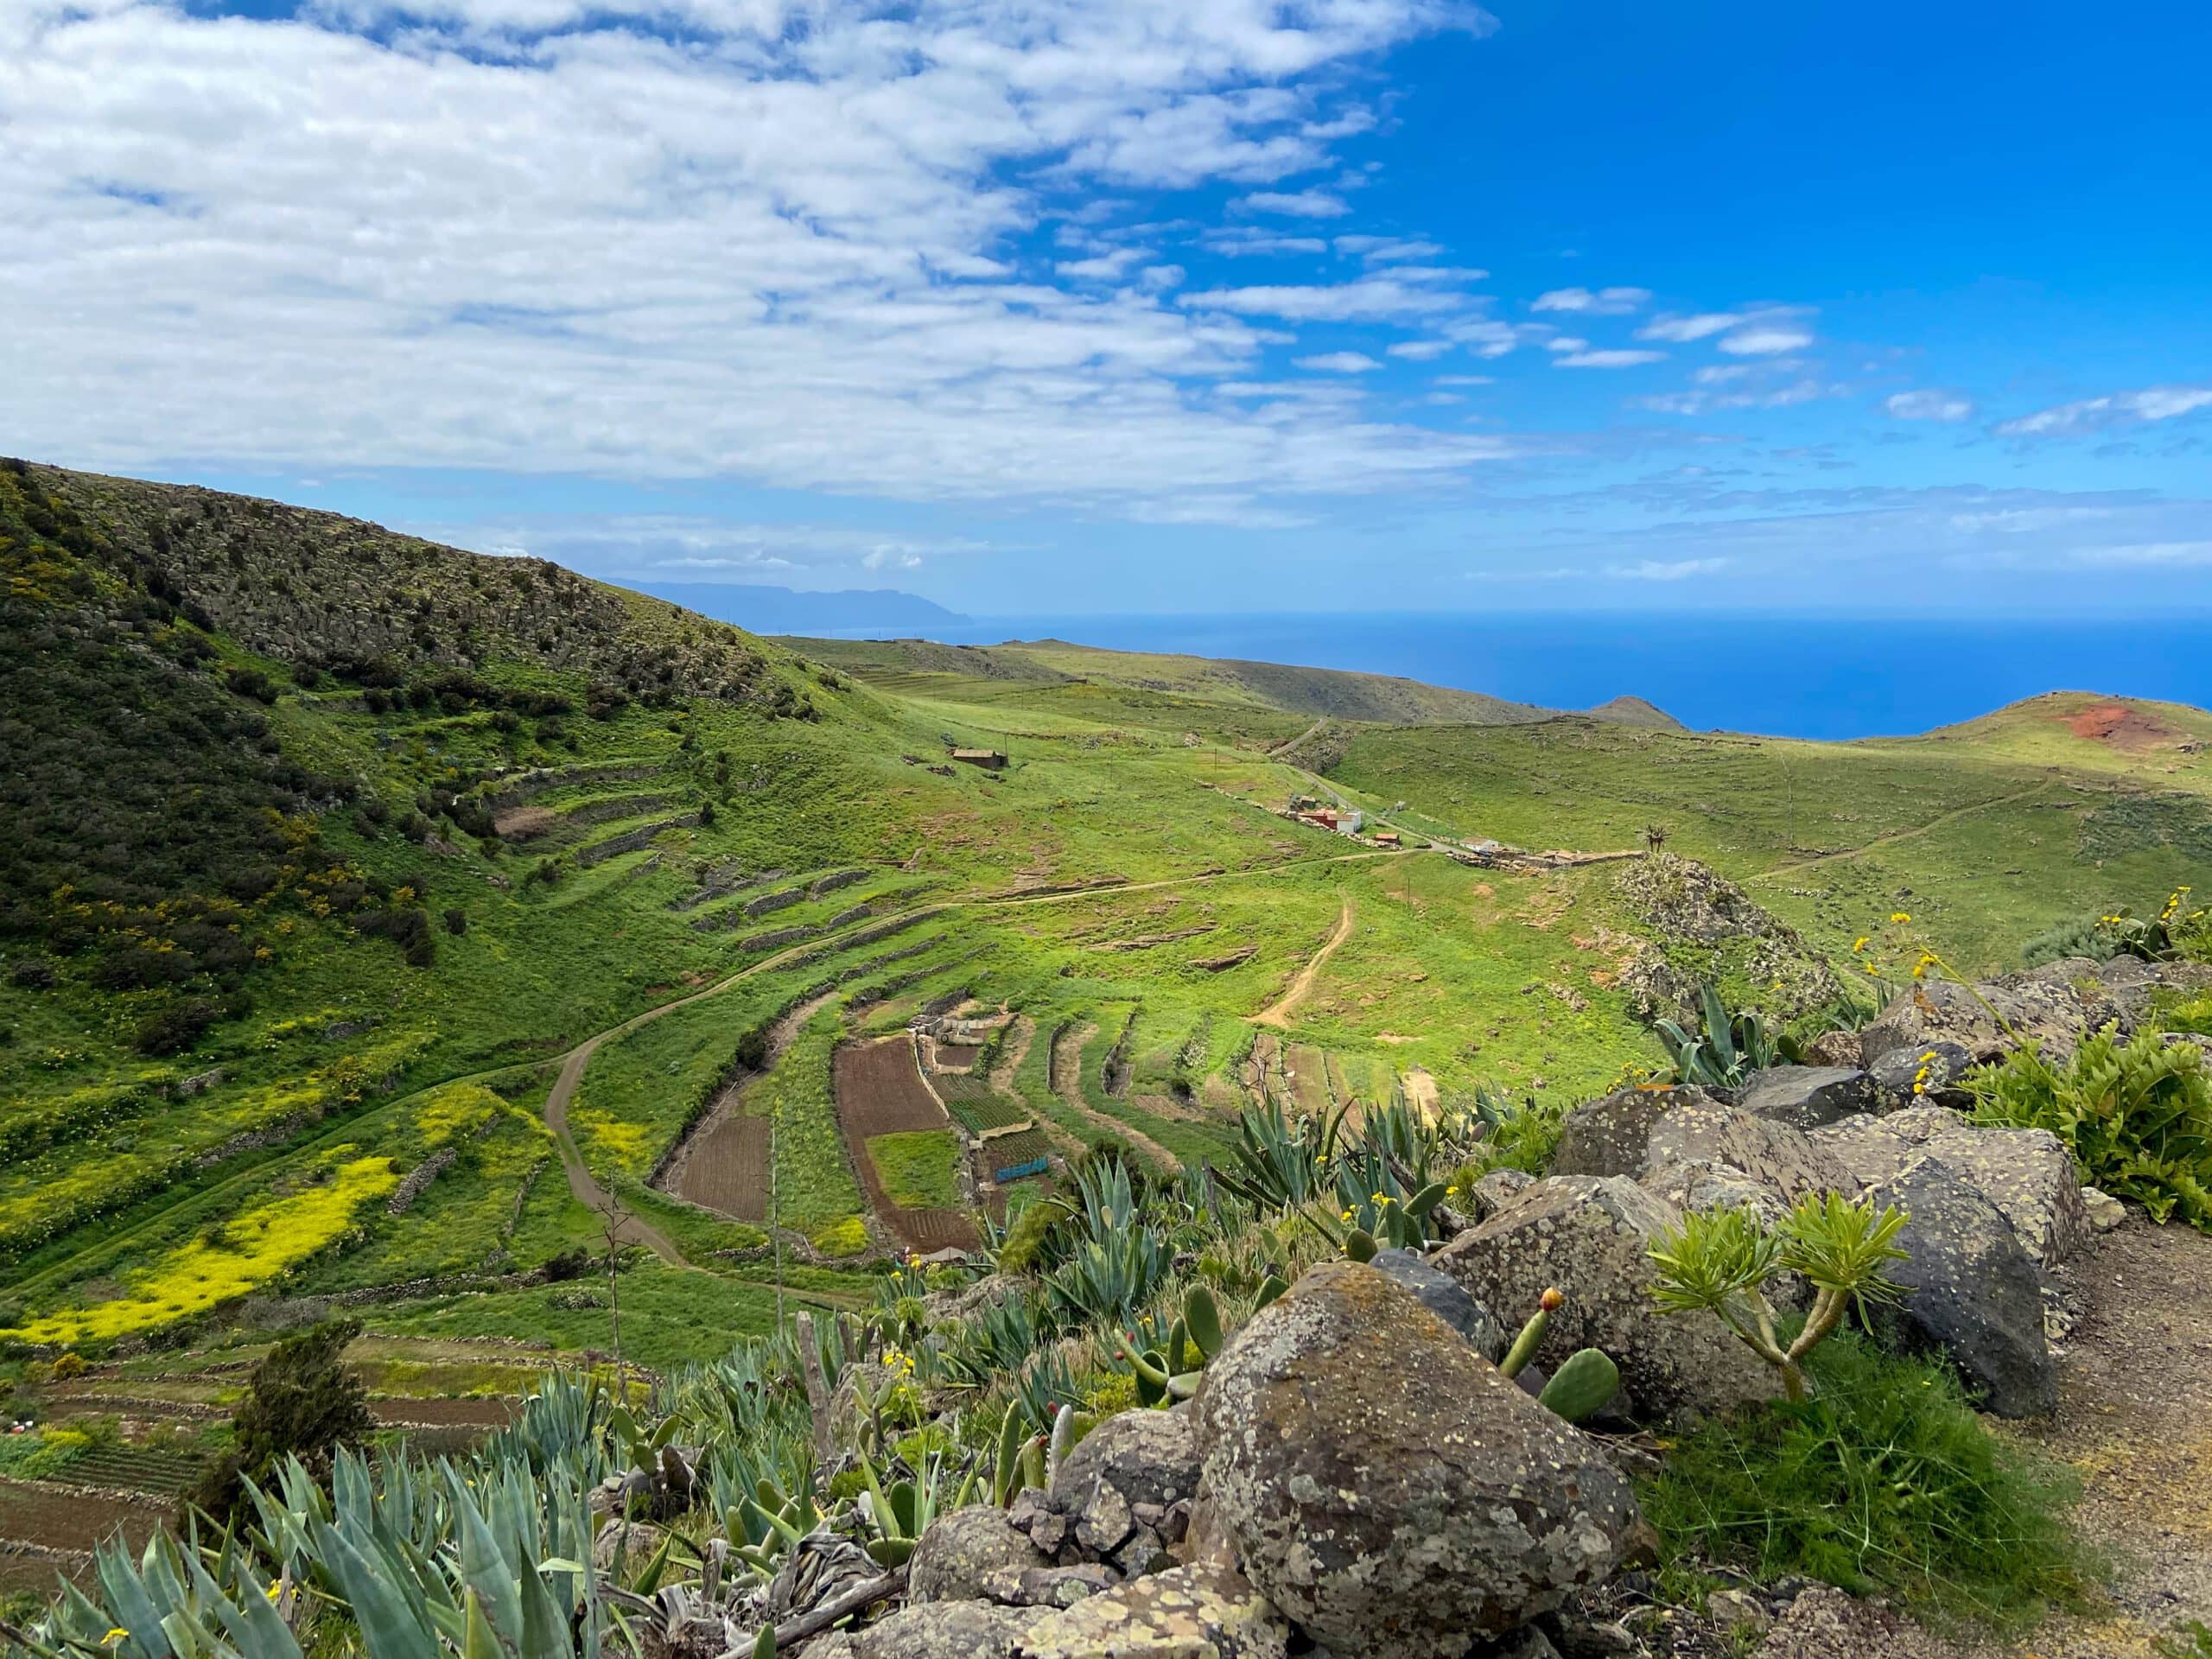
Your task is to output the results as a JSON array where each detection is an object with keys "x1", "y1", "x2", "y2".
[
  {"x1": 1554, "y1": 348, "x2": 1667, "y2": 369},
  {"x1": 1387, "y1": 339, "x2": 1453, "y2": 360},
  {"x1": 1637, "y1": 312, "x2": 1744, "y2": 343},
  {"x1": 1885, "y1": 389, "x2": 1974, "y2": 423},
  {"x1": 0, "y1": 0, "x2": 1501, "y2": 523},
  {"x1": 2079, "y1": 541, "x2": 2212, "y2": 567},
  {"x1": 1718, "y1": 321, "x2": 1815, "y2": 356},
  {"x1": 1294, "y1": 351, "x2": 1382, "y2": 372},
  {"x1": 1180, "y1": 270, "x2": 1478, "y2": 321},
  {"x1": 1607, "y1": 557, "x2": 1729, "y2": 580},
  {"x1": 1236, "y1": 188, "x2": 1351, "y2": 218},
  {"x1": 1530, "y1": 285, "x2": 1650, "y2": 315},
  {"x1": 1333, "y1": 235, "x2": 1445, "y2": 263},
  {"x1": 1995, "y1": 385, "x2": 2212, "y2": 437}
]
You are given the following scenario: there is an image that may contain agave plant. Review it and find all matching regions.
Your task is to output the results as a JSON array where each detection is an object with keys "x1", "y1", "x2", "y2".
[{"x1": 1656, "y1": 983, "x2": 1796, "y2": 1089}]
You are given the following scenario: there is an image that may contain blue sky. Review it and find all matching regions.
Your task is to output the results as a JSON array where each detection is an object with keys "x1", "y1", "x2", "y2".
[{"x1": 4, "y1": 0, "x2": 2209, "y2": 615}]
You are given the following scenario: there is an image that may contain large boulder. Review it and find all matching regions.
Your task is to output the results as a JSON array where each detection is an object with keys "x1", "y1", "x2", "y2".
[
  {"x1": 1014, "y1": 1561, "x2": 1289, "y2": 1659},
  {"x1": 909, "y1": 1506, "x2": 1052, "y2": 1605},
  {"x1": 1864, "y1": 1155, "x2": 2056, "y2": 1418},
  {"x1": 1641, "y1": 1102, "x2": 1855, "y2": 1204},
  {"x1": 1433, "y1": 1177, "x2": 1779, "y2": 1419},
  {"x1": 1552, "y1": 1084, "x2": 1712, "y2": 1178},
  {"x1": 1192, "y1": 1260, "x2": 1639, "y2": 1659},
  {"x1": 851, "y1": 1600, "x2": 1051, "y2": 1659},
  {"x1": 1732, "y1": 1065, "x2": 1877, "y2": 1129},
  {"x1": 1370, "y1": 1247, "x2": 1506, "y2": 1361},
  {"x1": 1866, "y1": 1039, "x2": 1975, "y2": 1109},
  {"x1": 1046, "y1": 1407, "x2": 1199, "y2": 1573},
  {"x1": 1859, "y1": 976, "x2": 2091, "y2": 1069},
  {"x1": 1812, "y1": 1107, "x2": 2090, "y2": 1271}
]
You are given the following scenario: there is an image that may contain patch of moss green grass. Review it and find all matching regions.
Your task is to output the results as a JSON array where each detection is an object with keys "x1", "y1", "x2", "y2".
[
  {"x1": 866, "y1": 1130, "x2": 961, "y2": 1209},
  {"x1": 1639, "y1": 1332, "x2": 2091, "y2": 1633}
]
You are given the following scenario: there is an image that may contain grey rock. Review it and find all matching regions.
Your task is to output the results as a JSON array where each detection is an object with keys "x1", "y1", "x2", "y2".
[
  {"x1": 1434, "y1": 1176, "x2": 1780, "y2": 1419},
  {"x1": 1732, "y1": 1065, "x2": 1877, "y2": 1129},
  {"x1": 1859, "y1": 975, "x2": 2092, "y2": 1069},
  {"x1": 1867, "y1": 1040, "x2": 1975, "y2": 1109},
  {"x1": 1812, "y1": 1107, "x2": 2090, "y2": 1271},
  {"x1": 1015, "y1": 1561, "x2": 1289, "y2": 1659},
  {"x1": 1803, "y1": 1029, "x2": 1863, "y2": 1070},
  {"x1": 853, "y1": 1600, "x2": 1051, "y2": 1659},
  {"x1": 1471, "y1": 1630, "x2": 1563, "y2": 1659},
  {"x1": 1192, "y1": 1259, "x2": 1640, "y2": 1659},
  {"x1": 909, "y1": 1505, "x2": 1051, "y2": 1605},
  {"x1": 1553, "y1": 1084, "x2": 1713, "y2": 1178},
  {"x1": 1642, "y1": 1102, "x2": 1856, "y2": 1205},
  {"x1": 1707, "y1": 1588, "x2": 1773, "y2": 1635},
  {"x1": 1048, "y1": 1408, "x2": 1199, "y2": 1567},
  {"x1": 1866, "y1": 1154, "x2": 2056, "y2": 1418},
  {"x1": 1468, "y1": 1166, "x2": 1538, "y2": 1219},
  {"x1": 1014, "y1": 1564, "x2": 1119, "y2": 1609},
  {"x1": 2080, "y1": 1185, "x2": 2126, "y2": 1231},
  {"x1": 1370, "y1": 1246, "x2": 1506, "y2": 1361}
]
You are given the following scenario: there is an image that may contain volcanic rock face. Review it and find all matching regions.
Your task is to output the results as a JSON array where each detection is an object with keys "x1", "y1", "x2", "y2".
[{"x1": 1190, "y1": 1258, "x2": 1641, "y2": 1659}]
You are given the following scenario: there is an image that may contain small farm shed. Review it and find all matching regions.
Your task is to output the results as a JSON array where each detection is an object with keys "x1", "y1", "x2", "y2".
[{"x1": 950, "y1": 747, "x2": 1008, "y2": 770}]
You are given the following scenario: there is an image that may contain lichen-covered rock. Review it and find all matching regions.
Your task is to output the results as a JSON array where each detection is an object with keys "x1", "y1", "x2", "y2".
[
  {"x1": 1467, "y1": 1166, "x2": 1537, "y2": 1218},
  {"x1": 852, "y1": 1599, "x2": 1052, "y2": 1659},
  {"x1": 910, "y1": 1505, "x2": 1052, "y2": 1605},
  {"x1": 1370, "y1": 1246, "x2": 1505, "y2": 1361},
  {"x1": 1866, "y1": 1040, "x2": 1975, "y2": 1109},
  {"x1": 1642, "y1": 1102, "x2": 1856, "y2": 1203},
  {"x1": 1553, "y1": 1084, "x2": 1710, "y2": 1179},
  {"x1": 1859, "y1": 976, "x2": 2092, "y2": 1069},
  {"x1": 1015, "y1": 1561, "x2": 1289, "y2": 1659},
  {"x1": 1191, "y1": 1259, "x2": 1639, "y2": 1659},
  {"x1": 1047, "y1": 1408, "x2": 1199, "y2": 1568},
  {"x1": 1812, "y1": 1107, "x2": 2090, "y2": 1271},
  {"x1": 1433, "y1": 1177, "x2": 1779, "y2": 1419},
  {"x1": 1732, "y1": 1065, "x2": 1877, "y2": 1129},
  {"x1": 1864, "y1": 1154, "x2": 2056, "y2": 1418}
]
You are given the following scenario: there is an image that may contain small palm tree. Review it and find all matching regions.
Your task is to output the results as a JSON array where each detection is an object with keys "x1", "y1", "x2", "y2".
[{"x1": 1643, "y1": 823, "x2": 1669, "y2": 855}]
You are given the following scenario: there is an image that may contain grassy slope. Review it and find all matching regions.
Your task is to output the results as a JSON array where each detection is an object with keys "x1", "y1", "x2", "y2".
[{"x1": 6, "y1": 461, "x2": 2207, "y2": 1380}]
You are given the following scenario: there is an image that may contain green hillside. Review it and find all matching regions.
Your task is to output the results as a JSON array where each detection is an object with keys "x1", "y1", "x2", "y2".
[{"x1": 2, "y1": 459, "x2": 2205, "y2": 1401}]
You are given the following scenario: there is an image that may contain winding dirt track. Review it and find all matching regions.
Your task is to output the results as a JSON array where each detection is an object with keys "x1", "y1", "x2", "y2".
[
  {"x1": 18, "y1": 848, "x2": 1409, "y2": 1299},
  {"x1": 1251, "y1": 896, "x2": 1355, "y2": 1029},
  {"x1": 1049, "y1": 1022, "x2": 1179, "y2": 1173}
]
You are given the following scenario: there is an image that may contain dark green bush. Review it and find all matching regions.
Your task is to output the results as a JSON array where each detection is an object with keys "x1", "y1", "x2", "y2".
[
  {"x1": 183, "y1": 1318, "x2": 372, "y2": 1526},
  {"x1": 136, "y1": 997, "x2": 221, "y2": 1057},
  {"x1": 1639, "y1": 1332, "x2": 2089, "y2": 1628},
  {"x1": 1968, "y1": 1024, "x2": 2212, "y2": 1230}
]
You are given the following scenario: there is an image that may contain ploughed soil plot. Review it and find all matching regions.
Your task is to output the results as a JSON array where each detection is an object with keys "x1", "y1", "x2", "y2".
[
  {"x1": 668, "y1": 1077, "x2": 772, "y2": 1222},
  {"x1": 832, "y1": 1038, "x2": 977, "y2": 1252},
  {"x1": 0, "y1": 1478, "x2": 166, "y2": 1561}
]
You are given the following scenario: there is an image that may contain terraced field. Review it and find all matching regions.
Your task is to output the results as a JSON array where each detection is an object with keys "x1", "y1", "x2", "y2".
[{"x1": 831, "y1": 1038, "x2": 977, "y2": 1251}]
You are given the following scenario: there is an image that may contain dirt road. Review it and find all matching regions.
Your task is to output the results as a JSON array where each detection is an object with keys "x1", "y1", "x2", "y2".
[{"x1": 1252, "y1": 896, "x2": 1355, "y2": 1029}]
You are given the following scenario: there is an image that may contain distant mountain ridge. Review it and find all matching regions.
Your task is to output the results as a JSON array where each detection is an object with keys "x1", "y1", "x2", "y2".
[
  {"x1": 637, "y1": 582, "x2": 965, "y2": 633},
  {"x1": 786, "y1": 633, "x2": 1688, "y2": 730}
]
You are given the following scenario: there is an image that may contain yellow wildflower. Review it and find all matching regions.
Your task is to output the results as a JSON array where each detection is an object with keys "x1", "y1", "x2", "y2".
[{"x1": 1891, "y1": 911, "x2": 1911, "y2": 924}]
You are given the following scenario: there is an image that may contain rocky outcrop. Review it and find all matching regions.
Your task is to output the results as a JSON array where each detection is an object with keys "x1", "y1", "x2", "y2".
[
  {"x1": 908, "y1": 1506, "x2": 1052, "y2": 1605},
  {"x1": 1811, "y1": 1107, "x2": 2089, "y2": 1272},
  {"x1": 1040, "y1": 1406, "x2": 1199, "y2": 1577},
  {"x1": 1192, "y1": 1259, "x2": 1640, "y2": 1658},
  {"x1": 1552, "y1": 1085, "x2": 1708, "y2": 1179},
  {"x1": 1369, "y1": 1246, "x2": 1506, "y2": 1362},
  {"x1": 1433, "y1": 1178, "x2": 1780, "y2": 1419},
  {"x1": 1014, "y1": 1561, "x2": 1288, "y2": 1659},
  {"x1": 1861, "y1": 1156, "x2": 2057, "y2": 1417},
  {"x1": 838, "y1": 1599, "x2": 1050, "y2": 1659},
  {"x1": 1866, "y1": 1039, "x2": 1975, "y2": 1109},
  {"x1": 1732, "y1": 1065, "x2": 1877, "y2": 1129},
  {"x1": 1642, "y1": 1102, "x2": 1855, "y2": 1205}
]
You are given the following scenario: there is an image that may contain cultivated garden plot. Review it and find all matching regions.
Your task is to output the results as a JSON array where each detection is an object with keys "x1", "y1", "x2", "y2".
[{"x1": 830, "y1": 1035, "x2": 977, "y2": 1251}]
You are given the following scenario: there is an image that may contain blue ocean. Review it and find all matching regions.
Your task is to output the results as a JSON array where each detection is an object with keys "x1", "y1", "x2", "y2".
[{"x1": 883, "y1": 613, "x2": 2212, "y2": 741}]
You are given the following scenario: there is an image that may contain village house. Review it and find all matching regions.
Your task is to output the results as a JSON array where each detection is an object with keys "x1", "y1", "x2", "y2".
[{"x1": 950, "y1": 747, "x2": 1007, "y2": 770}]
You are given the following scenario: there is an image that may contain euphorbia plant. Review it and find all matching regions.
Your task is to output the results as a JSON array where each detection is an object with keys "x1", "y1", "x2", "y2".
[{"x1": 1648, "y1": 1192, "x2": 1910, "y2": 1402}]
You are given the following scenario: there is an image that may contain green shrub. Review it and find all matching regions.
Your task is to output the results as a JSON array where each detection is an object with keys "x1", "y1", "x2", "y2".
[
  {"x1": 1967, "y1": 1024, "x2": 2212, "y2": 1230},
  {"x1": 183, "y1": 1317, "x2": 372, "y2": 1525},
  {"x1": 1639, "y1": 1332, "x2": 2090, "y2": 1629}
]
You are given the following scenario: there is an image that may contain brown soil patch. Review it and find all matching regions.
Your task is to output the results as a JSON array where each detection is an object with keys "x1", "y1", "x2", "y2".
[
  {"x1": 2062, "y1": 702, "x2": 2177, "y2": 752},
  {"x1": 661, "y1": 990, "x2": 838, "y2": 1224},
  {"x1": 372, "y1": 1395, "x2": 521, "y2": 1429},
  {"x1": 493, "y1": 804, "x2": 559, "y2": 839},
  {"x1": 833, "y1": 1038, "x2": 977, "y2": 1252},
  {"x1": 0, "y1": 1478, "x2": 166, "y2": 1557}
]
